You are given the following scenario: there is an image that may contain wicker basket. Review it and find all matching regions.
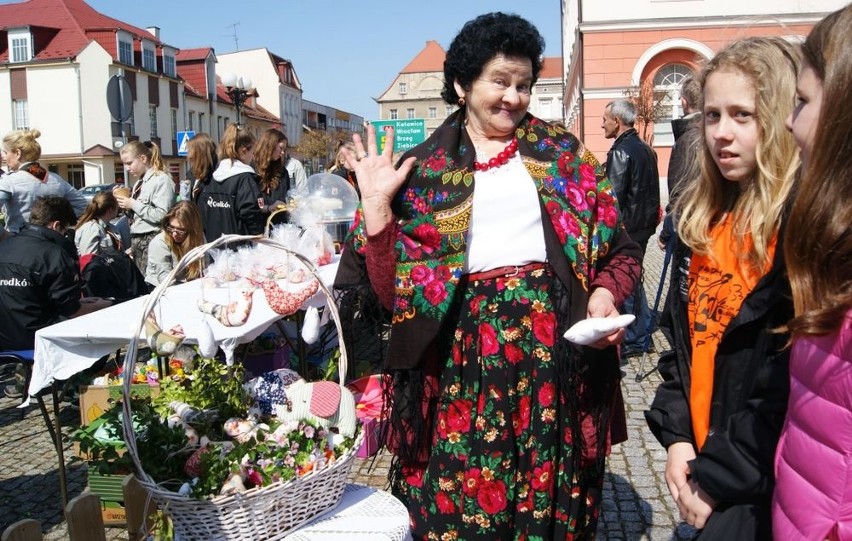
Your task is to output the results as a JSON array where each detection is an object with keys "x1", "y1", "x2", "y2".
[{"x1": 120, "y1": 234, "x2": 363, "y2": 540}]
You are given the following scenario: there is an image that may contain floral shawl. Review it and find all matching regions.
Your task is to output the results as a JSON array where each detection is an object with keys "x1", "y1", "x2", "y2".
[{"x1": 338, "y1": 110, "x2": 622, "y2": 371}]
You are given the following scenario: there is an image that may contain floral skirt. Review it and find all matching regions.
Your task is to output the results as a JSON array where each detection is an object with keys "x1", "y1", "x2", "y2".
[{"x1": 396, "y1": 265, "x2": 603, "y2": 540}]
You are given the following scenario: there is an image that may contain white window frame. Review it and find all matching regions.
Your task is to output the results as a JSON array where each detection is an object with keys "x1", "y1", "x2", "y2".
[
  {"x1": 66, "y1": 164, "x2": 85, "y2": 189},
  {"x1": 540, "y1": 98, "x2": 553, "y2": 119},
  {"x1": 653, "y1": 63, "x2": 692, "y2": 146},
  {"x1": 428, "y1": 107, "x2": 437, "y2": 119},
  {"x1": 171, "y1": 108, "x2": 178, "y2": 142},
  {"x1": 128, "y1": 109, "x2": 136, "y2": 136},
  {"x1": 142, "y1": 41, "x2": 157, "y2": 72},
  {"x1": 407, "y1": 108, "x2": 415, "y2": 119},
  {"x1": 9, "y1": 30, "x2": 33, "y2": 63},
  {"x1": 149, "y1": 104, "x2": 158, "y2": 137},
  {"x1": 188, "y1": 111, "x2": 195, "y2": 131},
  {"x1": 389, "y1": 109, "x2": 398, "y2": 120},
  {"x1": 13, "y1": 99, "x2": 29, "y2": 130},
  {"x1": 162, "y1": 49, "x2": 176, "y2": 77},
  {"x1": 117, "y1": 32, "x2": 134, "y2": 65},
  {"x1": 446, "y1": 105, "x2": 454, "y2": 117},
  {"x1": 399, "y1": 82, "x2": 407, "y2": 95}
]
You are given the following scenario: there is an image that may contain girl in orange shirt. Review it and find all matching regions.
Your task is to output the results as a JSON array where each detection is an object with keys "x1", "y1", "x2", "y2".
[{"x1": 646, "y1": 36, "x2": 800, "y2": 540}]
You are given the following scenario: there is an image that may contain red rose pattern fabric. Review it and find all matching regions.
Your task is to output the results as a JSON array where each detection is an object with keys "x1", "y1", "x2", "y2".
[{"x1": 398, "y1": 266, "x2": 602, "y2": 539}]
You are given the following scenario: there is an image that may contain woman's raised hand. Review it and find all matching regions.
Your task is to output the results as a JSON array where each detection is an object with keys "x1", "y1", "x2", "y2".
[{"x1": 342, "y1": 124, "x2": 416, "y2": 235}]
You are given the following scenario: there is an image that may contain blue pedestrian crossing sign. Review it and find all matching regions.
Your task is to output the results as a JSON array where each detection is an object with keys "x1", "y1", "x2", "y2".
[{"x1": 176, "y1": 131, "x2": 195, "y2": 157}]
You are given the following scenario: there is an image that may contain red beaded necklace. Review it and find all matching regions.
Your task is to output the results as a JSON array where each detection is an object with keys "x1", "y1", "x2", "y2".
[{"x1": 473, "y1": 138, "x2": 518, "y2": 172}]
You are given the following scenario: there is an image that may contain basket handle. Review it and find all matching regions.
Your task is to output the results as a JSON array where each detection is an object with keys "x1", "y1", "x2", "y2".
[{"x1": 121, "y1": 234, "x2": 349, "y2": 481}]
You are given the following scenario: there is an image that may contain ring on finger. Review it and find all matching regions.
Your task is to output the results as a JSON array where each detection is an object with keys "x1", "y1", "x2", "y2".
[{"x1": 358, "y1": 151, "x2": 368, "y2": 160}]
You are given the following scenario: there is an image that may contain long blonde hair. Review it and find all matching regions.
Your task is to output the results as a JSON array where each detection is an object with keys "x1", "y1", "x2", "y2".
[
  {"x1": 675, "y1": 37, "x2": 801, "y2": 272},
  {"x1": 161, "y1": 201, "x2": 205, "y2": 280},
  {"x1": 785, "y1": 5, "x2": 852, "y2": 337}
]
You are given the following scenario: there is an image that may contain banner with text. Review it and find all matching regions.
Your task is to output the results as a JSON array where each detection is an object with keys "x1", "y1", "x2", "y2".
[{"x1": 371, "y1": 119, "x2": 426, "y2": 155}]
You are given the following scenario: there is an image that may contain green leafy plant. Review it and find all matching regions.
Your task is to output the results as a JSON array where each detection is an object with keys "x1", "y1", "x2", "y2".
[
  {"x1": 71, "y1": 398, "x2": 189, "y2": 483},
  {"x1": 153, "y1": 356, "x2": 251, "y2": 424}
]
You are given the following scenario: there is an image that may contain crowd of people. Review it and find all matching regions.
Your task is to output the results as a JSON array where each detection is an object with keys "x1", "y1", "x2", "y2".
[
  {"x1": 0, "y1": 126, "x2": 309, "y2": 397},
  {"x1": 1, "y1": 5, "x2": 850, "y2": 540}
]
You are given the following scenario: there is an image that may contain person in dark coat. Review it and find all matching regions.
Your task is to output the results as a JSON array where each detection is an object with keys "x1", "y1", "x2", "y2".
[
  {"x1": 252, "y1": 128, "x2": 292, "y2": 228},
  {"x1": 196, "y1": 124, "x2": 264, "y2": 240},
  {"x1": 658, "y1": 74, "x2": 701, "y2": 250},
  {"x1": 0, "y1": 196, "x2": 112, "y2": 397},
  {"x1": 602, "y1": 98, "x2": 660, "y2": 357},
  {"x1": 645, "y1": 36, "x2": 801, "y2": 540}
]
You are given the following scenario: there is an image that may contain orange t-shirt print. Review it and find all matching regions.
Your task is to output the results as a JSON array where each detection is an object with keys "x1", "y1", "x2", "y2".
[{"x1": 687, "y1": 216, "x2": 776, "y2": 449}]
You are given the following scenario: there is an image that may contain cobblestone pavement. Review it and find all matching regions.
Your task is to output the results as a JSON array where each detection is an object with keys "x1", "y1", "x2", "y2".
[{"x1": 0, "y1": 231, "x2": 698, "y2": 540}]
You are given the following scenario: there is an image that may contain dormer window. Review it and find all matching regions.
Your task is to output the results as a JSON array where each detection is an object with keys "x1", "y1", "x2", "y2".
[
  {"x1": 142, "y1": 40, "x2": 157, "y2": 72},
  {"x1": 162, "y1": 48, "x2": 176, "y2": 78},
  {"x1": 117, "y1": 31, "x2": 134, "y2": 65},
  {"x1": 8, "y1": 28, "x2": 33, "y2": 63}
]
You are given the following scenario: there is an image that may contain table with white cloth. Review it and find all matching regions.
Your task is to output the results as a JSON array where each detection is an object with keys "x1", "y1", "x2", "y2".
[
  {"x1": 22, "y1": 258, "x2": 339, "y2": 508},
  {"x1": 26, "y1": 259, "x2": 339, "y2": 402},
  {"x1": 284, "y1": 484, "x2": 411, "y2": 541}
]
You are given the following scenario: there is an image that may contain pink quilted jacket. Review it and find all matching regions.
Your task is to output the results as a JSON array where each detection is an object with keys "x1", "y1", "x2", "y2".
[{"x1": 773, "y1": 309, "x2": 852, "y2": 541}]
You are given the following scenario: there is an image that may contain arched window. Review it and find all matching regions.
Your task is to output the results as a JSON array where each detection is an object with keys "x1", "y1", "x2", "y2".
[{"x1": 653, "y1": 63, "x2": 693, "y2": 146}]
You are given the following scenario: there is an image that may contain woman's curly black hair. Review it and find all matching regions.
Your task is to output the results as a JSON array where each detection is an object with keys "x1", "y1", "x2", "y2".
[{"x1": 441, "y1": 12, "x2": 545, "y2": 105}]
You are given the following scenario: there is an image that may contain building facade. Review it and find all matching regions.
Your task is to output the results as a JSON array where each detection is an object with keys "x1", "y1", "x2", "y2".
[
  {"x1": 376, "y1": 40, "x2": 564, "y2": 136},
  {"x1": 216, "y1": 49, "x2": 303, "y2": 147},
  {"x1": 561, "y1": 0, "x2": 847, "y2": 177},
  {"x1": 0, "y1": 0, "x2": 188, "y2": 186}
]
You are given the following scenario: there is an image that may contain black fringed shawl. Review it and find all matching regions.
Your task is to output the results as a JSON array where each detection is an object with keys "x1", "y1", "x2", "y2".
[{"x1": 335, "y1": 110, "x2": 641, "y2": 476}]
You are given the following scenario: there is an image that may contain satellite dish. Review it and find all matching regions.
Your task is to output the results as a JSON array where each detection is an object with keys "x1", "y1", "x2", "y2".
[{"x1": 113, "y1": 140, "x2": 124, "y2": 149}]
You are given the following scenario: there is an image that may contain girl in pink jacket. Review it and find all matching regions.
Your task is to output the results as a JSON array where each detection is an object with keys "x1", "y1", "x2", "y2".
[{"x1": 773, "y1": 5, "x2": 852, "y2": 540}]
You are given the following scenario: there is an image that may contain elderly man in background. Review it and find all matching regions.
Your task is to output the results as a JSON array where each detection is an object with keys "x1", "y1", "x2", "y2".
[{"x1": 602, "y1": 98, "x2": 661, "y2": 358}]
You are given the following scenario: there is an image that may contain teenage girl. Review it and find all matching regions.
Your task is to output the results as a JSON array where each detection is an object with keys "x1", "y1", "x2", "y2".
[
  {"x1": 253, "y1": 128, "x2": 291, "y2": 227},
  {"x1": 75, "y1": 191, "x2": 121, "y2": 256},
  {"x1": 145, "y1": 201, "x2": 205, "y2": 287},
  {"x1": 772, "y1": 5, "x2": 852, "y2": 540},
  {"x1": 115, "y1": 140, "x2": 175, "y2": 273},
  {"x1": 195, "y1": 124, "x2": 264, "y2": 240},
  {"x1": 645, "y1": 36, "x2": 800, "y2": 539}
]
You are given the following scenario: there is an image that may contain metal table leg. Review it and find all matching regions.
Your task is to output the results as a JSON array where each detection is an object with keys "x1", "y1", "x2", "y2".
[{"x1": 35, "y1": 382, "x2": 68, "y2": 508}]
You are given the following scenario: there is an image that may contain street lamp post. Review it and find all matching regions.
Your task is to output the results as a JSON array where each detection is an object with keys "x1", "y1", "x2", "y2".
[{"x1": 221, "y1": 72, "x2": 253, "y2": 128}]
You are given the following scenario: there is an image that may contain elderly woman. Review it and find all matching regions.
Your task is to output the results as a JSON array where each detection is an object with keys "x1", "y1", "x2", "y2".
[
  {"x1": 335, "y1": 12, "x2": 641, "y2": 539},
  {"x1": 0, "y1": 129, "x2": 87, "y2": 234}
]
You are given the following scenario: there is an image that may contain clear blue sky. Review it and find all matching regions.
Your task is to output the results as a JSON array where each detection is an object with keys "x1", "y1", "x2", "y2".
[{"x1": 85, "y1": 0, "x2": 562, "y2": 121}]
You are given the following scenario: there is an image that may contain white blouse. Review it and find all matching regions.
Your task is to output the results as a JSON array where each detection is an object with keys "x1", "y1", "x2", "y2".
[{"x1": 463, "y1": 152, "x2": 547, "y2": 273}]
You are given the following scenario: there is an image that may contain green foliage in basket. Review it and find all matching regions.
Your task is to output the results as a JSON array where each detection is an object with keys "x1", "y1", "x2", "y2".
[
  {"x1": 153, "y1": 356, "x2": 251, "y2": 425},
  {"x1": 70, "y1": 398, "x2": 190, "y2": 482},
  {"x1": 189, "y1": 419, "x2": 358, "y2": 500}
]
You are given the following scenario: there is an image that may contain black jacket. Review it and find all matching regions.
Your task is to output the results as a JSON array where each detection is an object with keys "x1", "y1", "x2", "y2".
[
  {"x1": 645, "y1": 232, "x2": 792, "y2": 539},
  {"x1": 197, "y1": 160, "x2": 265, "y2": 240},
  {"x1": 0, "y1": 224, "x2": 82, "y2": 349},
  {"x1": 667, "y1": 113, "x2": 702, "y2": 205},
  {"x1": 605, "y1": 128, "x2": 660, "y2": 249}
]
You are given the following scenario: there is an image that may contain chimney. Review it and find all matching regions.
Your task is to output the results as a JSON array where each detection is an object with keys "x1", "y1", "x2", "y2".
[{"x1": 146, "y1": 27, "x2": 160, "y2": 40}]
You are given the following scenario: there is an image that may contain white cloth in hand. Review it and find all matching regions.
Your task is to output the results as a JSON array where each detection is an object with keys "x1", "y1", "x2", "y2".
[{"x1": 563, "y1": 314, "x2": 636, "y2": 345}]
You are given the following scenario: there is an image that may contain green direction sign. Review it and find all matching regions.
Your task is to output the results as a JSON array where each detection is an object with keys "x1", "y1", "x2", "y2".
[{"x1": 371, "y1": 119, "x2": 426, "y2": 154}]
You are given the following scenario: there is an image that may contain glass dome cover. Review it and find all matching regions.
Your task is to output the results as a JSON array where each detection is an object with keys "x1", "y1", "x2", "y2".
[{"x1": 303, "y1": 173, "x2": 359, "y2": 222}]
